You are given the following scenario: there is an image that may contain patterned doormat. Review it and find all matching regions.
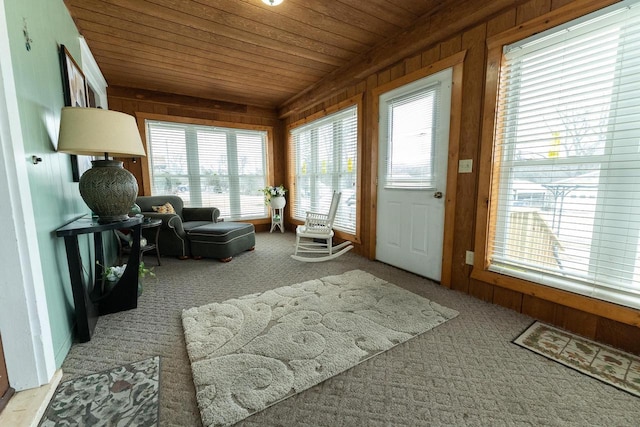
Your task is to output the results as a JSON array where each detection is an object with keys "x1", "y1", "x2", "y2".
[
  {"x1": 514, "y1": 321, "x2": 640, "y2": 397},
  {"x1": 39, "y1": 356, "x2": 160, "y2": 426}
]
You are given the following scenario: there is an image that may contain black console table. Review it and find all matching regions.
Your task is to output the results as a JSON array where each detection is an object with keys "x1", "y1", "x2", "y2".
[{"x1": 56, "y1": 215, "x2": 143, "y2": 342}]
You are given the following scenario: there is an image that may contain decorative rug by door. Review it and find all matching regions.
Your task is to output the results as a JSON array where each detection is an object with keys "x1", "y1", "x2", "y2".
[
  {"x1": 182, "y1": 269, "x2": 459, "y2": 427},
  {"x1": 514, "y1": 321, "x2": 640, "y2": 397},
  {"x1": 39, "y1": 356, "x2": 160, "y2": 426}
]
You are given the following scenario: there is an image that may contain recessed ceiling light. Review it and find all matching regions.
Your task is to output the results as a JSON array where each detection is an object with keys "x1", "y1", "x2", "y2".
[{"x1": 262, "y1": 0, "x2": 283, "y2": 6}]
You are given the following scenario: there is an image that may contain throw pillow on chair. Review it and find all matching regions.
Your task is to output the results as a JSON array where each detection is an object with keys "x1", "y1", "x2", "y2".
[{"x1": 152, "y1": 202, "x2": 175, "y2": 214}]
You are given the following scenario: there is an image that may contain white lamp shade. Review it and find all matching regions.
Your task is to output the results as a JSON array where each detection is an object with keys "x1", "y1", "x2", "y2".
[{"x1": 57, "y1": 107, "x2": 146, "y2": 157}]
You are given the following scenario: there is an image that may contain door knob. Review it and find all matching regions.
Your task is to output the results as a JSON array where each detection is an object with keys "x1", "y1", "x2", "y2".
[{"x1": 434, "y1": 191, "x2": 443, "y2": 199}]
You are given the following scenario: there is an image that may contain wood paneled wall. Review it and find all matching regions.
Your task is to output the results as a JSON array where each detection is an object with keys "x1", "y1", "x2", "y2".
[
  {"x1": 107, "y1": 0, "x2": 638, "y2": 354},
  {"x1": 283, "y1": 0, "x2": 640, "y2": 354}
]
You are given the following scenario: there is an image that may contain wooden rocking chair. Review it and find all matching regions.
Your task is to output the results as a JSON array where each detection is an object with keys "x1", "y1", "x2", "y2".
[{"x1": 291, "y1": 191, "x2": 353, "y2": 262}]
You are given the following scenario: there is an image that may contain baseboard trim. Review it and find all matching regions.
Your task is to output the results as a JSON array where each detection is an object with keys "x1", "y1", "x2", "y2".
[
  {"x1": 0, "y1": 386, "x2": 15, "y2": 414},
  {"x1": 0, "y1": 369, "x2": 62, "y2": 427}
]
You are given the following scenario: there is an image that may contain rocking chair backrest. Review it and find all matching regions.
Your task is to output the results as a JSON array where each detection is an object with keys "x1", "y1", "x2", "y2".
[
  {"x1": 326, "y1": 191, "x2": 341, "y2": 229},
  {"x1": 303, "y1": 191, "x2": 342, "y2": 233}
]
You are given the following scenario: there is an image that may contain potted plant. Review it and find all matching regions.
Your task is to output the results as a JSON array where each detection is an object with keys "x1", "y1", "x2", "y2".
[
  {"x1": 260, "y1": 185, "x2": 287, "y2": 208},
  {"x1": 101, "y1": 261, "x2": 155, "y2": 296}
]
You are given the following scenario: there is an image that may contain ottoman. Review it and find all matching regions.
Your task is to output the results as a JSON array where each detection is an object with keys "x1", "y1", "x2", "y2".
[{"x1": 187, "y1": 222, "x2": 255, "y2": 262}]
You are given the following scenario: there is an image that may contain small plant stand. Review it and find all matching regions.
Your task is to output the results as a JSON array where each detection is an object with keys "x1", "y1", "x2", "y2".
[{"x1": 270, "y1": 207, "x2": 284, "y2": 233}]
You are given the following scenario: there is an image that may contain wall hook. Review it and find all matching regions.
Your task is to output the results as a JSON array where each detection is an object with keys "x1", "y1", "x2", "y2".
[{"x1": 32, "y1": 155, "x2": 42, "y2": 164}]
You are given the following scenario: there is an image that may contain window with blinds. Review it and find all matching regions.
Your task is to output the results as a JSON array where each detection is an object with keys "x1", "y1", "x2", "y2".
[
  {"x1": 146, "y1": 120, "x2": 268, "y2": 220},
  {"x1": 289, "y1": 105, "x2": 358, "y2": 234},
  {"x1": 383, "y1": 84, "x2": 439, "y2": 188},
  {"x1": 489, "y1": 0, "x2": 640, "y2": 309}
]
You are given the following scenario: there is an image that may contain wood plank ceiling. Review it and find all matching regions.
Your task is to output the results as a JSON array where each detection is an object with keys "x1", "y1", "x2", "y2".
[{"x1": 64, "y1": 0, "x2": 451, "y2": 110}]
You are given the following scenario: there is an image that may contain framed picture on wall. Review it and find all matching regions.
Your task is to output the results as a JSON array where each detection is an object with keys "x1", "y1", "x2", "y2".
[{"x1": 59, "y1": 44, "x2": 92, "y2": 182}]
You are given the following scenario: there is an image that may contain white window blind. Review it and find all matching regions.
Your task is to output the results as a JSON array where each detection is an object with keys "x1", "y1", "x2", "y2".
[
  {"x1": 290, "y1": 106, "x2": 358, "y2": 234},
  {"x1": 384, "y1": 84, "x2": 440, "y2": 188},
  {"x1": 490, "y1": 0, "x2": 640, "y2": 309},
  {"x1": 146, "y1": 120, "x2": 267, "y2": 220}
]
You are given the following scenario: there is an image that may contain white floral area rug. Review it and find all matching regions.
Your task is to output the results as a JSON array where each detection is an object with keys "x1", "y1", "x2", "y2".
[
  {"x1": 182, "y1": 269, "x2": 459, "y2": 427},
  {"x1": 514, "y1": 321, "x2": 640, "y2": 398},
  {"x1": 39, "y1": 356, "x2": 160, "y2": 426}
]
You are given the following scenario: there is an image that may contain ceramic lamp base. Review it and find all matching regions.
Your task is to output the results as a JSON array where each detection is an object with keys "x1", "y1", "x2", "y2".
[{"x1": 79, "y1": 160, "x2": 139, "y2": 223}]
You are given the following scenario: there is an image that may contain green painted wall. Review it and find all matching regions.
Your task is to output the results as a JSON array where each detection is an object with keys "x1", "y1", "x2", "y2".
[{"x1": 4, "y1": 0, "x2": 90, "y2": 366}]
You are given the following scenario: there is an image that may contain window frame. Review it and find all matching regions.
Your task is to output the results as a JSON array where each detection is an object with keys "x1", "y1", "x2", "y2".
[
  {"x1": 473, "y1": 0, "x2": 639, "y2": 324},
  {"x1": 136, "y1": 112, "x2": 275, "y2": 224},
  {"x1": 286, "y1": 94, "x2": 363, "y2": 244}
]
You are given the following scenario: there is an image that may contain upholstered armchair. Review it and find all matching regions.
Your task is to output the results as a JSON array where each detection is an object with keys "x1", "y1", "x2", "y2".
[{"x1": 135, "y1": 195, "x2": 220, "y2": 258}]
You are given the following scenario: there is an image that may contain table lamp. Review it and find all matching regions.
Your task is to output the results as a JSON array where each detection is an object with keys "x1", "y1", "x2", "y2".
[{"x1": 57, "y1": 107, "x2": 146, "y2": 223}]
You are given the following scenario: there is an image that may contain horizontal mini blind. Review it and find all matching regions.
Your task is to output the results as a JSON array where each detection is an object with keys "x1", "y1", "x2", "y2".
[
  {"x1": 290, "y1": 106, "x2": 358, "y2": 234},
  {"x1": 384, "y1": 85, "x2": 439, "y2": 188},
  {"x1": 489, "y1": 0, "x2": 640, "y2": 309},
  {"x1": 146, "y1": 120, "x2": 267, "y2": 220}
]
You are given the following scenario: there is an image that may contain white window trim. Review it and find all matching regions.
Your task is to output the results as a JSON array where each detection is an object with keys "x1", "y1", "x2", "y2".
[{"x1": 79, "y1": 36, "x2": 108, "y2": 108}]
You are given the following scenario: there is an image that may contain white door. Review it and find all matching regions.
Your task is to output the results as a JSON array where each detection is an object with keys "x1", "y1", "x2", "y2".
[{"x1": 376, "y1": 68, "x2": 452, "y2": 281}]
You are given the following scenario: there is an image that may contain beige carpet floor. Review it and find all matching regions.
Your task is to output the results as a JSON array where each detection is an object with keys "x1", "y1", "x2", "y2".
[{"x1": 60, "y1": 231, "x2": 640, "y2": 426}]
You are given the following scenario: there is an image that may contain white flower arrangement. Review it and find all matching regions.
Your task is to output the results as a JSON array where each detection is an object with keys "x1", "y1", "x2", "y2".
[
  {"x1": 105, "y1": 264, "x2": 127, "y2": 282},
  {"x1": 260, "y1": 185, "x2": 287, "y2": 205}
]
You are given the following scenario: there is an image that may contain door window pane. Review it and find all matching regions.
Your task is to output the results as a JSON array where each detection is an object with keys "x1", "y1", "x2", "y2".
[{"x1": 384, "y1": 87, "x2": 439, "y2": 188}]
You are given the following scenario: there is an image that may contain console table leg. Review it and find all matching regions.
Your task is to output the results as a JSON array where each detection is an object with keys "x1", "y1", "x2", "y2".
[{"x1": 63, "y1": 236, "x2": 98, "y2": 342}]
